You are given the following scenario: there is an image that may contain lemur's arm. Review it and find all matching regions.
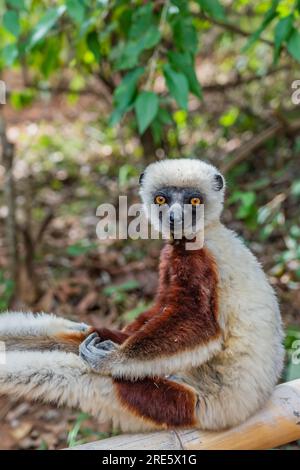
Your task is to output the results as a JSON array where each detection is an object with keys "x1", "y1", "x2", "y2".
[
  {"x1": 0, "y1": 312, "x2": 95, "y2": 353},
  {"x1": 80, "y1": 247, "x2": 223, "y2": 378}
]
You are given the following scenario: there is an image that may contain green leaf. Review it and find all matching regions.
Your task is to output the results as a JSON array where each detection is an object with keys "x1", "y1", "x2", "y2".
[
  {"x1": 115, "y1": 41, "x2": 142, "y2": 70},
  {"x1": 118, "y1": 8, "x2": 133, "y2": 37},
  {"x1": 3, "y1": 11, "x2": 20, "y2": 37},
  {"x1": 287, "y1": 29, "x2": 300, "y2": 62},
  {"x1": 2, "y1": 44, "x2": 18, "y2": 66},
  {"x1": 140, "y1": 25, "x2": 161, "y2": 50},
  {"x1": 9, "y1": 89, "x2": 35, "y2": 109},
  {"x1": 67, "y1": 241, "x2": 97, "y2": 257},
  {"x1": 163, "y1": 64, "x2": 189, "y2": 110},
  {"x1": 122, "y1": 302, "x2": 153, "y2": 323},
  {"x1": 134, "y1": 91, "x2": 159, "y2": 134},
  {"x1": 151, "y1": 119, "x2": 163, "y2": 144},
  {"x1": 168, "y1": 51, "x2": 202, "y2": 98},
  {"x1": 172, "y1": 17, "x2": 198, "y2": 54},
  {"x1": 86, "y1": 31, "x2": 100, "y2": 62},
  {"x1": 40, "y1": 39, "x2": 60, "y2": 78},
  {"x1": 103, "y1": 280, "x2": 140, "y2": 296},
  {"x1": 129, "y1": 3, "x2": 153, "y2": 39},
  {"x1": 291, "y1": 180, "x2": 300, "y2": 197},
  {"x1": 274, "y1": 15, "x2": 293, "y2": 63},
  {"x1": 6, "y1": 0, "x2": 25, "y2": 9},
  {"x1": 197, "y1": 0, "x2": 225, "y2": 19},
  {"x1": 66, "y1": 0, "x2": 85, "y2": 24},
  {"x1": 115, "y1": 25, "x2": 160, "y2": 71},
  {"x1": 285, "y1": 361, "x2": 300, "y2": 381},
  {"x1": 219, "y1": 107, "x2": 239, "y2": 127},
  {"x1": 26, "y1": 6, "x2": 66, "y2": 50},
  {"x1": 110, "y1": 67, "x2": 144, "y2": 125},
  {"x1": 157, "y1": 107, "x2": 172, "y2": 125},
  {"x1": 243, "y1": 0, "x2": 279, "y2": 51}
]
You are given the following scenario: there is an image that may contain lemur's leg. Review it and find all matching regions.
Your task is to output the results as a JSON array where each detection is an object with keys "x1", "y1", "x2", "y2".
[
  {"x1": 0, "y1": 312, "x2": 94, "y2": 353},
  {"x1": 0, "y1": 350, "x2": 199, "y2": 432}
]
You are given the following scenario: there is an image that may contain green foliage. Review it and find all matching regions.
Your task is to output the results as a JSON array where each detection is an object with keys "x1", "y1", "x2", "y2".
[
  {"x1": 163, "y1": 64, "x2": 189, "y2": 110},
  {"x1": 274, "y1": 14, "x2": 293, "y2": 62},
  {"x1": 67, "y1": 412, "x2": 110, "y2": 447},
  {"x1": 135, "y1": 91, "x2": 159, "y2": 134},
  {"x1": 67, "y1": 240, "x2": 98, "y2": 257},
  {"x1": 103, "y1": 280, "x2": 140, "y2": 304},
  {"x1": 196, "y1": 0, "x2": 225, "y2": 19},
  {"x1": 284, "y1": 326, "x2": 300, "y2": 381},
  {"x1": 228, "y1": 190, "x2": 258, "y2": 228},
  {"x1": 0, "y1": 271, "x2": 14, "y2": 311},
  {"x1": 0, "y1": 0, "x2": 300, "y2": 141},
  {"x1": 122, "y1": 301, "x2": 153, "y2": 323},
  {"x1": 287, "y1": 29, "x2": 300, "y2": 62}
]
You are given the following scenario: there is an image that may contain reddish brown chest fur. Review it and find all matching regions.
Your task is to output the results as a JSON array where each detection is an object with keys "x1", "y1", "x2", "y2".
[{"x1": 121, "y1": 241, "x2": 220, "y2": 359}]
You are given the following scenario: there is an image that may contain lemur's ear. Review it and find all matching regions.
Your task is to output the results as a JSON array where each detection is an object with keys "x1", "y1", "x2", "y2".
[
  {"x1": 139, "y1": 172, "x2": 145, "y2": 185},
  {"x1": 213, "y1": 174, "x2": 224, "y2": 191}
]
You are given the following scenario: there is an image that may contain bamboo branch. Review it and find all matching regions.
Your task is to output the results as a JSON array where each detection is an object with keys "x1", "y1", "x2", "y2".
[{"x1": 70, "y1": 380, "x2": 300, "y2": 450}]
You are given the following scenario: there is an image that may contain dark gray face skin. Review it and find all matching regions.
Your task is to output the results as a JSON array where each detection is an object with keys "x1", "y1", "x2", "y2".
[{"x1": 153, "y1": 186, "x2": 204, "y2": 233}]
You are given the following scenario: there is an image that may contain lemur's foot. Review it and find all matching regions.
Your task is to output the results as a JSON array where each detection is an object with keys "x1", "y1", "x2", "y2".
[{"x1": 79, "y1": 333, "x2": 117, "y2": 372}]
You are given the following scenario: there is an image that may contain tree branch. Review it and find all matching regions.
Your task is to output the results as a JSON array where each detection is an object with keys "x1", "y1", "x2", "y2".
[
  {"x1": 199, "y1": 12, "x2": 274, "y2": 47},
  {"x1": 201, "y1": 65, "x2": 291, "y2": 93},
  {"x1": 220, "y1": 118, "x2": 300, "y2": 174}
]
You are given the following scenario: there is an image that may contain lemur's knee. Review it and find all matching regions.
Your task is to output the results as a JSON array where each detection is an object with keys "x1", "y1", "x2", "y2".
[{"x1": 113, "y1": 377, "x2": 199, "y2": 429}]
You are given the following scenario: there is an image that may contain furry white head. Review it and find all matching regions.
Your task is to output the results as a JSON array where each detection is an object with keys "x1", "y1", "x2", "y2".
[{"x1": 139, "y1": 159, "x2": 225, "y2": 236}]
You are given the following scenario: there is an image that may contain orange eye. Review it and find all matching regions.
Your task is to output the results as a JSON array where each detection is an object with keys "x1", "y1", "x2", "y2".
[
  {"x1": 190, "y1": 197, "x2": 201, "y2": 206},
  {"x1": 155, "y1": 195, "x2": 166, "y2": 205}
]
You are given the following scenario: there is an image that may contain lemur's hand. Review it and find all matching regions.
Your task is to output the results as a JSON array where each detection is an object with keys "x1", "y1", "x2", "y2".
[{"x1": 79, "y1": 332, "x2": 117, "y2": 374}]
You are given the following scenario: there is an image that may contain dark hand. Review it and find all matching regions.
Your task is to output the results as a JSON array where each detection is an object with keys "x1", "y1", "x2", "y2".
[{"x1": 79, "y1": 332, "x2": 117, "y2": 373}]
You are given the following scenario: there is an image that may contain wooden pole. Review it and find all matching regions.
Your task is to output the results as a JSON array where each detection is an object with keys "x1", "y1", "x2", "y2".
[{"x1": 71, "y1": 379, "x2": 300, "y2": 450}]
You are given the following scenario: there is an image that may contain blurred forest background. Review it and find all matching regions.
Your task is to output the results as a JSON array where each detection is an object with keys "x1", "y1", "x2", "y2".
[{"x1": 0, "y1": 0, "x2": 300, "y2": 450}]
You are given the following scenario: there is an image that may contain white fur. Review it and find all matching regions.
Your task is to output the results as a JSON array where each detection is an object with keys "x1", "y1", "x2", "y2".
[
  {"x1": 112, "y1": 337, "x2": 222, "y2": 379},
  {"x1": 0, "y1": 350, "x2": 157, "y2": 432},
  {"x1": 0, "y1": 158, "x2": 285, "y2": 432},
  {"x1": 189, "y1": 221, "x2": 284, "y2": 429},
  {"x1": 139, "y1": 158, "x2": 284, "y2": 429},
  {"x1": 0, "y1": 311, "x2": 88, "y2": 338},
  {"x1": 140, "y1": 158, "x2": 225, "y2": 227}
]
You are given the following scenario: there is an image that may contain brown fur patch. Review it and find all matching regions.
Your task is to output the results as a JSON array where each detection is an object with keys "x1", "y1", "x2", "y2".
[
  {"x1": 120, "y1": 243, "x2": 220, "y2": 360},
  {"x1": 55, "y1": 327, "x2": 94, "y2": 345},
  {"x1": 114, "y1": 377, "x2": 198, "y2": 428},
  {"x1": 94, "y1": 328, "x2": 130, "y2": 345}
]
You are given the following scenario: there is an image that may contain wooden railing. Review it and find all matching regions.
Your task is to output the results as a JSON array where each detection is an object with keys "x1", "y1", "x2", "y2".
[{"x1": 71, "y1": 379, "x2": 300, "y2": 450}]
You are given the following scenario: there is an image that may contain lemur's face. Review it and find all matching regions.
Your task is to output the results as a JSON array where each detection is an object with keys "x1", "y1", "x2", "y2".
[
  {"x1": 139, "y1": 159, "x2": 225, "y2": 238},
  {"x1": 152, "y1": 185, "x2": 204, "y2": 237}
]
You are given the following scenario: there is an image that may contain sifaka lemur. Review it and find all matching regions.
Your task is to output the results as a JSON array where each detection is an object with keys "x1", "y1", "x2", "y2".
[{"x1": 0, "y1": 159, "x2": 284, "y2": 432}]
